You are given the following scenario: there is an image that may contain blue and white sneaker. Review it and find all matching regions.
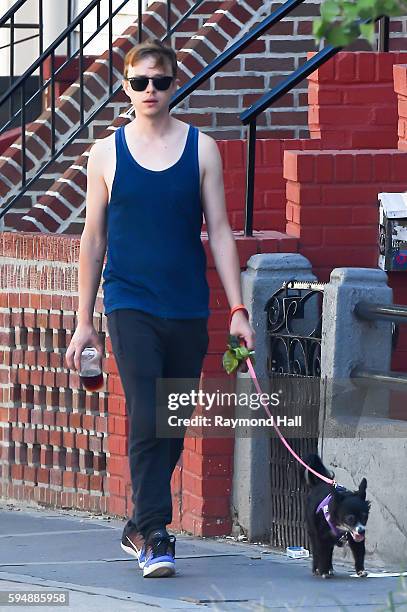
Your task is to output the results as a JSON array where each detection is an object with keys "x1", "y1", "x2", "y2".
[
  {"x1": 142, "y1": 529, "x2": 176, "y2": 578},
  {"x1": 120, "y1": 520, "x2": 146, "y2": 569}
]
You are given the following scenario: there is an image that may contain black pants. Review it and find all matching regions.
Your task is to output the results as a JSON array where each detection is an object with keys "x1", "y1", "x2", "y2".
[{"x1": 106, "y1": 308, "x2": 209, "y2": 538}]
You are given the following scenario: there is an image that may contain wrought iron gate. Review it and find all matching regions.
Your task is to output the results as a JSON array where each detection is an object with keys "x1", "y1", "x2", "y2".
[{"x1": 265, "y1": 280, "x2": 325, "y2": 549}]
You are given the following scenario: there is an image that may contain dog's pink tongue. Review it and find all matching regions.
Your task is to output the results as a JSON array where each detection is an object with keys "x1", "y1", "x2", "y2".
[{"x1": 352, "y1": 532, "x2": 365, "y2": 542}]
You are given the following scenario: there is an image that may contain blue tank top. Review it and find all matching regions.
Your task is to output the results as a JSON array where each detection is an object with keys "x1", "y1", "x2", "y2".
[{"x1": 102, "y1": 123, "x2": 210, "y2": 319}]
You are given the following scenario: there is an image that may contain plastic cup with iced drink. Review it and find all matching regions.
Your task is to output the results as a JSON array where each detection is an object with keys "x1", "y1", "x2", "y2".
[{"x1": 79, "y1": 347, "x2": 103, "y2": 392}]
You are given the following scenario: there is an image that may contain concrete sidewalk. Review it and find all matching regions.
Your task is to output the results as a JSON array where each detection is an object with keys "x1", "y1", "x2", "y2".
[{"x1": 0, "y1": 500, "x2": 405, "y2": 611}]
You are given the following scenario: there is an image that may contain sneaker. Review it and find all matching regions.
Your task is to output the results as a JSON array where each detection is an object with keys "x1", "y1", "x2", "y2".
[
  {"x1": 120, "y1": 520, "x2": 146, "y2": 569},
  {"x1": 142, "y1": 528, "x2": 176, "y2": 578}
]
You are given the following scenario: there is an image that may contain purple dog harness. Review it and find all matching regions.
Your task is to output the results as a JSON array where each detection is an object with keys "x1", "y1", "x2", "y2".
[{"x1": 316, "y1": 493, "x2": 347, "y2": 542}]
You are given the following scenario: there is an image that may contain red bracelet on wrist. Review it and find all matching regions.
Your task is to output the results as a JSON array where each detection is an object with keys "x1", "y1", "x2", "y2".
[{"x1": 229, "y1": 304, "x2": 249, "y2": 327}]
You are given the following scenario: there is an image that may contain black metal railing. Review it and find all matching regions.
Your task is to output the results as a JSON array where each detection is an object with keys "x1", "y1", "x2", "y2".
[
  {"x1": 1, "y1": 0, "x2": 132, "y2": 137},
  {"x1": 0, "y1": 0, "x2": 307, "y2": 222},
  {"x1": 239, "y1": 16, "x2": 391, "y2": 236},
  {"x1": 265, "y1": 280, "x2": 325, "y2": 377},
  {"x1": 352, "y1": 301, "x2": 407, "y2": 383},
  {"x1": 0, "y1": 0, "x2": 206, "y2": 222},
  {"x1": 0, "y1": 0, "x2": 392, "y2": 223},
  {"x1": 170, "y1": 0, "x2": 307, "y2": 107},
  {"x1": 378, "y1": 16, "x2": 390, "y2": 52},
  {"x1": 0, "y1": 0, "x2": 75, "y2": 120},
  {"x1": 351, "y1": 367, "x2": 407, "y2": 387},
  {"x1": 0, "y1": 0, "x2": 206, "y2": 133},
  {"x1": 354, "y1": 301, "x2": 407, "y2": 324},
  {"x1": 163, "y1": 0, "x2": 206, "y2": 43},
  {"x1": 265, "y1": 280, "x2": 324, "y2": 550}
]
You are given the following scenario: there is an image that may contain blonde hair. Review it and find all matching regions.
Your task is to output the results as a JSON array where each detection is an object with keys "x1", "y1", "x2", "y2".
[{"x1": 123, "y1": 38, "x2": 177, "y2": 78}]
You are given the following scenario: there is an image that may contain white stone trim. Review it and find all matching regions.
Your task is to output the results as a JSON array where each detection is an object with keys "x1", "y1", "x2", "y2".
[
  {"x1": 191, "y1": 35, "x2": 219, "y2": 56},
  {"x1": 0, "y1": 156, "x2": 20, "y2": 172},
  {"x1": 60, "y1": 95, "x2": 80, "y2": 112},
  {"x1": 58, "y1": 178, "x2": 86, "y2": 197},
  {"x1": 45, "y1": 191, "x2": 75, "y2": 211},
  {"x1": 17, "y1": 216, "x2": 48, "y2": 233},
  {"x1": 179, "y1": 47, "x2": 206, "y2": 68}
]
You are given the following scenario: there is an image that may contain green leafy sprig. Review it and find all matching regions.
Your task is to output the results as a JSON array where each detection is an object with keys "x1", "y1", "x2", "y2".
[
  {"x1": 222, "y1": 335, "x2": 256, "y2": 375},
  {"x1": 314, "y1": 0, "x2": 407, "y2": 47}
]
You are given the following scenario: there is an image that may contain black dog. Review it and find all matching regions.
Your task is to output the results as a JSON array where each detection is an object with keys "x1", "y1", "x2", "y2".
[{"x1": 301, "y1": 454, "x2": 370, "y2": 578}]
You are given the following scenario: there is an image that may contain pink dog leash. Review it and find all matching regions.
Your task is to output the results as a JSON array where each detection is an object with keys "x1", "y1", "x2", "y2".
[{"x1": 245, "y1": 355, "x2": 336, "y2": 487}]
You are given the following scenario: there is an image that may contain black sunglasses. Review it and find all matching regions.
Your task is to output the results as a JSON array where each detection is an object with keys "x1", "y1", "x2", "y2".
[{"x1": 125, "y1": 75, "x2": 174, "y2": 92}]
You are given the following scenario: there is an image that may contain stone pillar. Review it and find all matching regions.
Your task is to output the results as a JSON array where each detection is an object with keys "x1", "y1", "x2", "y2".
[
  {"x1": 320, "y1": 267, "x2": 393, "y2": 438},
  {"x1": 320, "y1": 267, "x2": 407, "y2": 566},
  {"x1": 321, "y1": 268, "x2": 393, "y2": 379},
  {"x1": 232, "y1": 253, "x2": 317, "y2": 542}
]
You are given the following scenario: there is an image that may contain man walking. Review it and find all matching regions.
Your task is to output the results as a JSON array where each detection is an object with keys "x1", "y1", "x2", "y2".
[{"x1": 66, "y1": 38, "x2": 254, "y2": 578}]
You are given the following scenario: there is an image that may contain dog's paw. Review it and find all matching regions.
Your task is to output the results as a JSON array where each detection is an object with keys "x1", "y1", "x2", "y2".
[
  {"x1": 321, "y1": 572, "x2": 332, "y2": 579},
  {"x1": 328, "y1": 569, "x2": 335, "y2": 576},
  {"x1": 356, "y1": 570, "x2": 368, "y2": 578},
  {"x1": 312, "y1": 569, "x2": 320, "y2": 576}
]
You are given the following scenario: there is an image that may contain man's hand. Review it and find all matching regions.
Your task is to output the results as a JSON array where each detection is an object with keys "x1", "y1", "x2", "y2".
[
  {"x1": 65, "y1": 323, "x2": 104, "y2": 372},
  {"x1": 230, "y1": 311, "x2": 255, "y2": 351}
]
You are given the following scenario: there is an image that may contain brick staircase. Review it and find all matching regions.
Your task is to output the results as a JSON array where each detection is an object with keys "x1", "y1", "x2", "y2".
[
  {"x1": 0, "y1": 0, "x2": 222, "y2": 230},
  {"x1": 3, "y1": 0, "x2": 407, "y2": 234},
  {"x1": 6, "y1": 0, "x2": 270, "y2": 234},
  {"x1": 1, "y1": 0, "x2": 281, "y2": 233}
]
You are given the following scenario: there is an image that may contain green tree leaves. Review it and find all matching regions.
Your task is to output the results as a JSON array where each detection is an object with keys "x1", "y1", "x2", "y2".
[{"x1": 314, "y1": 0, "x2": 407, "y2": 46}]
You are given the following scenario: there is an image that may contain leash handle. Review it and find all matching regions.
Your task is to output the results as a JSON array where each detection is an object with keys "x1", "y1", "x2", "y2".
[{"x1": 244, "y1": 353, "x2": 335, "y2": 487}]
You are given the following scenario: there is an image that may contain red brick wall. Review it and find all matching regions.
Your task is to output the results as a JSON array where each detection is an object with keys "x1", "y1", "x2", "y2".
[
  {"x1": 0, "y1": 227, "x2": 298, "y2": 531},
  {"x1": 284, "y1": 149, "x2": 407, "y2": 281},
  {"x1": 308, "y1": 52, "x2": 407, "y2": 148},
  {"x1": 284, "y1": 52, "x2": 407, "y2": 374},
  {"x1": 216, "y1": 137, "x2": 321, "y2": 233},
  {"x1": 284, "y1": 147, "x2": 407, "y2": 379}
]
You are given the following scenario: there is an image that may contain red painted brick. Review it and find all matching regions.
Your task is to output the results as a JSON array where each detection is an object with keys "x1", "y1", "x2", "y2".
[
  {"x1": 108, "y1": 455, "x2": 129, "y2": 478},
  {"x1": 286, "y1": 182, "x2": 321, "y2": 206},
  {"x1": 107, "y1": 476, "x2": 125, "y2": 497},
  {"x1": 323, "y1": 226, "x2": 379, "y2": 246},
  {"x1": 307, "y1": 52, "x2": 335, "y2": 83},
  {"x1": 194, "y1": 437, "x2": 234, "y2": 456},
  {"x1": 77, "y1": 473, "x2": 90, "y2": 491},
  {"x1": 391, "y1": 152, "x2": 407, "y2": 181},
  {"x1": 90, "y1": 474, "x2": 103, "y2": 491},
  {"x1": 107, "y1": 435, "x2": 127, "y2": 455},
  {"x1": 63, "y1": 471, "x2": 76, "y2": 489},
  {"x1": 335, "y1": 53, "x2": 356, "y2": 82},
  {"x1": 63, "y1": 431, "x2": 75, "y2": 448},
  {"x1": 108, "y1": 495, "x2": 127, "y2": 517},
  {"x1": 37, "y1": 467, "x2": 50, "y2": 484},
  {"x1": 23, "y1": 465, "x2": 38, "y2": 483},
  {"x1": 50, "y1": 468, "x2": 63, "y2": 487},
  {"x1": 76, "y1": 433, "x2": 89, "y2": 451},
  {"x1": 284, "y1": 152, "x2": 314, "y2": 182},
  {"x1": 351, "y1": 207, "x2": 380, "y2": 224},
  {"x1": 393, "y1": 64, "x2": 407, "y2": 95},
  {"x1": 294, "y1": 206, "x2": 353, "y2": 226},
  {"x1": 334, "y1": 154, "x2": 354, "y2": 183}
]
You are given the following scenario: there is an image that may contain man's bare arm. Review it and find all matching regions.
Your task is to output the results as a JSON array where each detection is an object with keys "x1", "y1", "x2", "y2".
[
  {"x1": 200, "y1": 134, "x2": 242, "y2": 306},
  {"x1": 66, "y1": 141, "x2": 109, "y2": 370},
  {"x1": 200, "y1": 134, "x2": 255, "y2": 349},
  {"x1": 78, "y1": 141, "x2": 108, "y2": 325}
]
